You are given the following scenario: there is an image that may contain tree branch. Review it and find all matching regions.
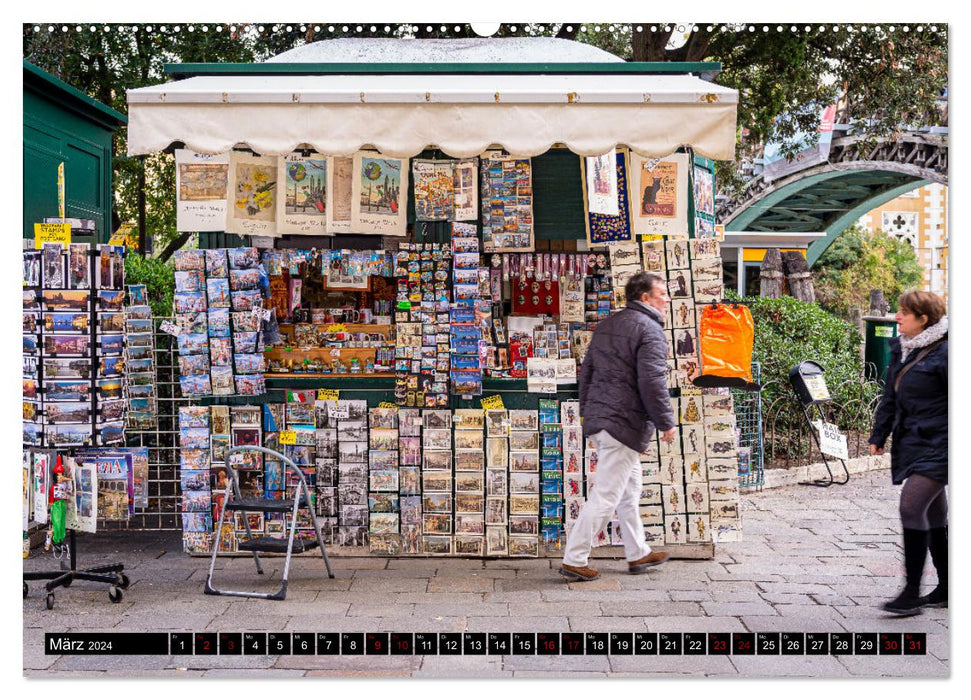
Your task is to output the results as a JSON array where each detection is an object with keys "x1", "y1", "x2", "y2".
[{"x1": 157, "y1": 233, "x2": 192, "y2": 264}]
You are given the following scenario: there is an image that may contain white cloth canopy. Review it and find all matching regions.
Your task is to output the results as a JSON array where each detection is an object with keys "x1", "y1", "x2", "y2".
[{"x1": 127, "y1": 72, "x2": 738, "y2": 160}]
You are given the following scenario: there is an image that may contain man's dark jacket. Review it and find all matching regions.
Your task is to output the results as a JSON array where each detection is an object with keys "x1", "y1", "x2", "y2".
[
  {"x1": 579, "y1": 302, "x2": 676, "y2": 452},
  {"x1": 869, "y1": 335, "x2": 948, "y2": 484}
]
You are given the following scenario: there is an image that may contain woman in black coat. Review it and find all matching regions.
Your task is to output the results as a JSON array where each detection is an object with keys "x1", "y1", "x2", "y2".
[{"x1": 869, "y1": 291, "x2": 948, "y2": 616}]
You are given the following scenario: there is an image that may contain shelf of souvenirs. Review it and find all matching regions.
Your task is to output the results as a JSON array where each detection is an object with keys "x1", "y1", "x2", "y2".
[
  {"x1": 264, "y1": 345, "x2": 395, "y2": 378},
  {"x1": 275, "y1": 322, "x2": 393, "y2": 348}
]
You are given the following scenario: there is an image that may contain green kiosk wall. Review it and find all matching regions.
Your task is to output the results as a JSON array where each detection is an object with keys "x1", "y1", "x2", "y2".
[{"x1": 23, "y1": 60, "x2": 126, "y2": 244}]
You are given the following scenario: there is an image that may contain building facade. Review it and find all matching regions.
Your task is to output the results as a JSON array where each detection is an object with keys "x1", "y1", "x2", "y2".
[{"x1": 856, "y1": 183, "x2": 948, "y2": 302}]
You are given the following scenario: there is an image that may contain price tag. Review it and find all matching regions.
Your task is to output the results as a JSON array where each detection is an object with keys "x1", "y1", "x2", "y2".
[
  {"x1": 317, "y1": 388, "x2": 340, "y2": 401},
  {"x1": 640, "y1": 234, "x2": 663, "y2": 242},
  {"x1": 377, "y1": 402, "x2": 398, "y2": 409},
  {"x1": 33, "y1": 222, "x2": 71, "y2": 248},
  {"x1": 812, "y1": 421, "x2": 848, "y2": 460},
  {"x1": 481, "y1": 394, "x2": 505, "y2": 410},
  {"x1": 279, "y1": 430, "x2": 297, "y2": 445},
  {"x1": 159, "y1": 321, "x2": 182, "y2": 337}
]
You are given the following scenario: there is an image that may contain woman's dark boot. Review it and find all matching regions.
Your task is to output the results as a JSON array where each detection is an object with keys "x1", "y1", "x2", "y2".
[
  {"x1": 919, "y1": 526, "x2": 948, "y2": 608},
  {"x1": 883, "y1": 528, "x2": 928, "y2": 616}
]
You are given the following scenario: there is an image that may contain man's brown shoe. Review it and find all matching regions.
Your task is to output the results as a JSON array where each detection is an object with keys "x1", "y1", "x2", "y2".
[
  {"x1": 628, "y1": 551, "x2": 669, "y2": 573},
  {"x1": 558, "y1": 563, "x2": 600, "y2": 581}
]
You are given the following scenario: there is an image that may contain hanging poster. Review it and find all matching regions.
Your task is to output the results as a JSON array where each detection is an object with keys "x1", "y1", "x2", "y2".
[
  {"x1": 585, "y1": 150, "x2": 620, "y2": 216},
  {"x1": 693, "y1": 162, "x2": 717, "y2": 239},
  {"x1": 480, "y1": 151, "x2": 534, "y2": 252},
  {"x1": 175, "y1": 149, "x2": 229, "y2": 232},
  {"x1": 630, "y1": 152, "x2": 690, "y2": 239},
  {"x1": 453, "y1": 158, "x2": 479, "y2": 221},
  {"x1": 412, "y1": 159, "x2": 479, "y2": 222},
  {"x1": 350, "y1": 152, "x2": 408, "y2": 236},
  {"x1": 583, "y1": 149, "x2": 634, "y2": 246},
  {"x1": 413, "y1": 160, "x2": 455, "y2": 221},
  {"x1": 325, "y1": 156, "x2": 354, "y2": 234},
  {"x1": 276, "y1": 153, "x2": 328, "y2": 235},
  {"x1": 226, "y1": 152, "x2": 278, "y2": 237}
]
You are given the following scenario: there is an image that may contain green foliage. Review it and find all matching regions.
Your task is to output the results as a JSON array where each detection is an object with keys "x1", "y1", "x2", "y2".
[
  {"x1": 124, "y1": 253, "x2": 174, "y2": 319},
  {"x1": 813, "y1": 223, "x2": 923, "y2": 317}
]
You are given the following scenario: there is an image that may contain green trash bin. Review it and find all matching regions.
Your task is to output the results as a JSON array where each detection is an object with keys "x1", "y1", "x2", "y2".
[{"x1": 863, "y1": 315, "x2": 898, "y2": 383}]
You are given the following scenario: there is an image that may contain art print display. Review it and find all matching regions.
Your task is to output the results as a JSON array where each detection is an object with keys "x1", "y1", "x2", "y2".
[
  {"x1": 350, "y1": 152, "x2": 408, "y2": 236},
  {"x1": 480, "y1": 151, "x2": 534, "y2": 252},
  {"x1": 584, "y1": 149, "x2": 634, "y2": 245},
  {"x1": 226, "y1": 152, "x2": 278, "y2": 237},
  {"x1": 277, "y1": 153, "x2": 328, "y2": 235},
  {"x1": 585, "y1": 150, "x2": 620, "y2": 216},
  {"x1": 412, "y1": 158, "x2": 479, "y2": 221},
  {"x1": 693, "y1": 163, "x2": 717, "y2": 239},
  {"x1": 175, "y1": 149, "x2": 229, "y2": 232},
  {"x1": 324, "y1": 155, "x2": 354, "y2": 234},
  {"x1": 629, "y1": 152, "x2": 690, "y2": 238}
]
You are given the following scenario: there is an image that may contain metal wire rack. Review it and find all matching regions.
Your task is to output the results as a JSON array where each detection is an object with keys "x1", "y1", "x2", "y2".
[
  {"x1": 731, "y1": 361, "x2": 764, "y2": 491},
  {"x1": 104, "y1": 319, "x2": 189, "y2": 531}
]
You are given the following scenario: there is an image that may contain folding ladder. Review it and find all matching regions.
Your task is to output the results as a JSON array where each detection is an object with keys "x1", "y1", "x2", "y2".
[{"x1": 204, "y1": 445, "x2": 334, "y2": 600}]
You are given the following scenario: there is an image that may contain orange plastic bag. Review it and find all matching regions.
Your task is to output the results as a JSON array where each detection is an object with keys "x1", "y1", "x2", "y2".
[{"x1": 693, "y1": 303, "x2": 761, "y2": 391}]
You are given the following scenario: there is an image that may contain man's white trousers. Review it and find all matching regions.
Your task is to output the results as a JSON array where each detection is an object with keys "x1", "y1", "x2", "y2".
[{"x1": 562, "y1": 430, "x2": 652, "y2": 567}]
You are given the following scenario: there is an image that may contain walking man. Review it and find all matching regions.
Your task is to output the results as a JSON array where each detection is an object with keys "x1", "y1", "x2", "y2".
[{"x1": 559, "y1": 272, "x2": 677, "y2": 581}]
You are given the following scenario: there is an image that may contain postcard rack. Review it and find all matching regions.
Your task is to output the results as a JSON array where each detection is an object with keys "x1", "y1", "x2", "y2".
[{"x1": 23, "y1": 242, "x2": 127, "y2": 450}]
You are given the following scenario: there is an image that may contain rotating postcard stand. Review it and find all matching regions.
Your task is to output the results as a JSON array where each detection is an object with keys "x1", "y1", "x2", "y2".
[
  {"x1": 788, "y1": 361, "x2": 850, "y2": 488},
  {"x1": 205, "y1": 446, "x2": 334, "y2": 601}
]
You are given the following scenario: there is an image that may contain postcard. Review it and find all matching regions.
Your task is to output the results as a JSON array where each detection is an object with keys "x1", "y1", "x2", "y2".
[
  {"x1": 454, "y1": 471, "x2": 485, "y2": 493},
  {"x1": 203, "y1": 249, "x2": 229, "y2": 278},
  {"x1": 180, "y1": 374, "x2": 212, "y2": 397},
  {"x1": 43, "y1": 289, "x2": 90, "y2": 312},
  {"x1": 174, "y1": 291, "x2": 206, "y2": 315},
  {"x1": 231, "y1": 289, "x2": 263, "y2": 312},
  {"x1": 422, "y1": 450, "x2": 452, "y2": 471},
  {"x1": 228, "y1": 247, "x2": 260, "y2": 270},
  {"x1": 176, "y1": 312, "x2": 208, "y2": 335},
  {"x1": 175, "y1": 269, "x2": 204, "y2": 294},
  {"x1": 231, "y1": 311, "x2": 260, "y2": 333},
  {"x1": 454, "y1": 450, "x2": 485, "y2": 472},
  {"x1": 206, "y1": 278, "x2": 231, "y2": 308},
  {"x1": 177, "y1": 333, "x2": 209, "y2": 356},
  {"x1": 45, "y1": 401, "x2": 92, "y2": 425},
  {"x1": 174, "y1": 250, "x2": 206, "y2": 272}
]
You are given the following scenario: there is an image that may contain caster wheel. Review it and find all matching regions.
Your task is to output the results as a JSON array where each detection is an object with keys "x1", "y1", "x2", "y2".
[
  {"x1": 46, "y1": 593, "x2": 55, "y2": 610},
  {"x1": 23, "y1": 582, "x2": 28, "y2": 599},
  {"x1": 117, "y1": 574, "x2": 130, "y2": 589},
  {"x1": 108, "y1": 587, "x2": 123, "y2": 604}
]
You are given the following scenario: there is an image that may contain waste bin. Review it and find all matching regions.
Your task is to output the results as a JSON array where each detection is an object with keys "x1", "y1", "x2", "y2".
[{"x1": 863, "y1": 315, "x2": 898, "y2": 383}]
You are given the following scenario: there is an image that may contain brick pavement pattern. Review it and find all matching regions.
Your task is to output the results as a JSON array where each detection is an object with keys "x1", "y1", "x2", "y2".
[{"x1": 23, "y1": 468, "x2": 949, "y2": 677}]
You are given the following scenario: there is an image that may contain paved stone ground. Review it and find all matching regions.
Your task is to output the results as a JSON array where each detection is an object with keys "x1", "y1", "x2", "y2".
[{"x1": 23, "y1": 468, "x2": 949, "y2": 678}]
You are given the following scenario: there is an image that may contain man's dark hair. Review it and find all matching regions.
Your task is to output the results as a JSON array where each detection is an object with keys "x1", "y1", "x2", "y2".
[{"x1": 625, "y1": 272, "x2": 664, "y2": 303}]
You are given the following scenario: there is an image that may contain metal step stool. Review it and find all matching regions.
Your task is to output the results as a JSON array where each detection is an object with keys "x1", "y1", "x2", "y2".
[{"x1": 204, "y1": 445, "x2": 334, "y2": 600}]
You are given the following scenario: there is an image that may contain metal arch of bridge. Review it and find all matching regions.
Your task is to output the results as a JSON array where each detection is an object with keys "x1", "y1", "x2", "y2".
[
  {"x1": 721, "y1": 131, "x2": 948, "y2": 266},
  {"x1": 724, "y1": 162, "x2": 941, "y2": 265}
]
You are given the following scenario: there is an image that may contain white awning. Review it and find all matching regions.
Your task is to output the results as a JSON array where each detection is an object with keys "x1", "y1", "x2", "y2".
[{"x1": 126, "y1": 72, "x2": 738, "y2": 160}]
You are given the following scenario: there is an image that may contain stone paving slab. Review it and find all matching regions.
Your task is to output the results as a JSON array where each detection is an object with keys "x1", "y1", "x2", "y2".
[{"x1": 21, "y1": 468, "x2": 949, "y2": 678}]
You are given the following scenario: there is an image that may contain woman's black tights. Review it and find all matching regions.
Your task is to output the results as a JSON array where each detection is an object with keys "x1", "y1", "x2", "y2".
[{"x1": 899, "y1": 474, "x2": 948, "y2": 530}]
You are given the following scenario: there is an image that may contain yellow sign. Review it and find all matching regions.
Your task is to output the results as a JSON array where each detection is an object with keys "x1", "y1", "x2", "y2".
[
  {"x1": 57, "y1": 163, "x2": 65, "y2": 219},
  {"x1": 109, "y1": 222, "x2": 137, "y2": 248},
  {"x1": 640, "y1": 234, "x2": 663, "y2": 242},
  {"x1": 480, "y1": 395, "x2": 505, "y2": 410},
  {"x1": 377, "y1": 402, "x2": 398, "y2": 409},
  {"x1": 279, "y1": 430, "x2": 297, "y2": 445},
  {"x1": 33, "y1": 223, "x2": 71, "y2": 249},
  {"x1": 317, "y1": 388, "x2": 340, "y2": 401}
]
